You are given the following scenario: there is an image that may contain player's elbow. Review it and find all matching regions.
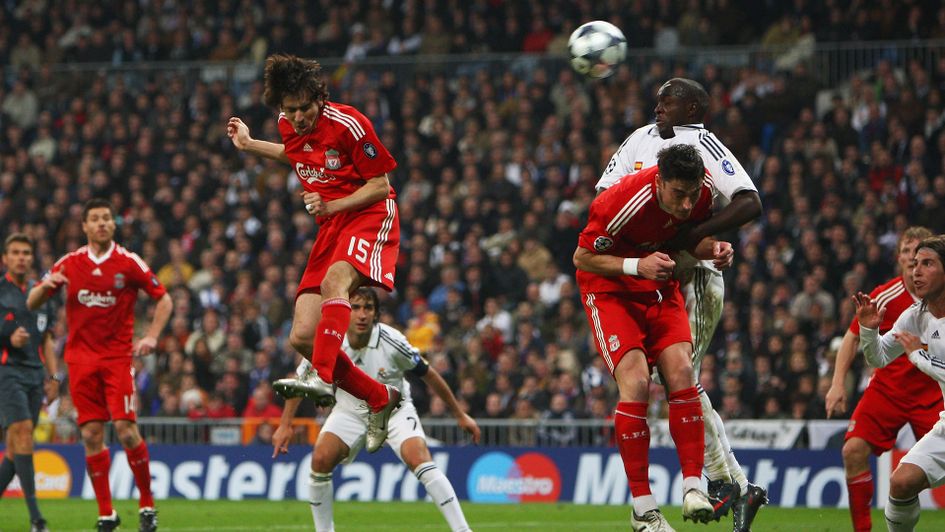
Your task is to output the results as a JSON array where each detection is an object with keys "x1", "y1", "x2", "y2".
[{"x1": 740, "y1": 191, "x2": 763, "y2": 219}]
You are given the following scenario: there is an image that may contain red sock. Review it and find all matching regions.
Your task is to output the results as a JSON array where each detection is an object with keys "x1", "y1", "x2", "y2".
[
  {"x1": 311, "y1": 298, "x2": 352, "y2": 382},
  {"x1": 333, "y1": 350, "x2": 389, "y2": 411},
  {"x1": 847, "y1": 470, "x2": 873, "y2": 531},
  {"x1": 614, "y1": 401, "x2": 652, "y2": 497},
  {"x1": 126, "y1": 441, "x2": 154, "y2": 509},
  {"x1": 86, "y1": 449, "x2": 113, "y2": 517},
  {"x1": 668, "y1": 386, "x2": 705, "y2": 479}
]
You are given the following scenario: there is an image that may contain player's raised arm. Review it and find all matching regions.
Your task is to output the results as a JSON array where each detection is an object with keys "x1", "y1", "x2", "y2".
[
  {"x1": 227, "y1": 117, "x2": 291, "y2": 164},
  {"x1": 26, "y1": 266, "x2": 68, "y2": 310},
  {"x1": 421, "y1": 365, "x2": 481, "y2": 444},
  {"x1": 855, "y1": 292, "x2": 904, "y2": 369}
]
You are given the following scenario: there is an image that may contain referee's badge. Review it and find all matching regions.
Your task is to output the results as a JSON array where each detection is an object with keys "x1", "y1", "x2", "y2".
[
  {"x1": 593, "y1": 236, "x2": 614, "y2": 252},
  {"x1": 36, "y1": 313, "x2": 47, "y2": 332}
]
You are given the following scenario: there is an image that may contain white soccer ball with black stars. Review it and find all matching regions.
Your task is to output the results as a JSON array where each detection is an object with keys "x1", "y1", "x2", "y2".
[{"x1": 568, "y1": 20, "x2": 627, "y2": 80}]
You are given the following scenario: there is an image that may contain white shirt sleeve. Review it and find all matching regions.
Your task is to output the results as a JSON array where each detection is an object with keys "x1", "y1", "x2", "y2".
[
  {"x1": 908, "y1": 349, "x2": 945, "y2": 384},
  {"x1": 859, "y1": 308, "x2": 914, "y2": 368},
  {"x1": 596, "y1": 127, "x2": 646, "y2": 191},
  {"x1": 697, "y1": 131, "x2": 756, "y2": 206}
]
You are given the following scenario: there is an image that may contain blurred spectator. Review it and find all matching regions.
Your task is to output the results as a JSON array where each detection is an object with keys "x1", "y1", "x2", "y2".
[{"x1": 242, "y1": 383, "x2": 282, "y2": 418}]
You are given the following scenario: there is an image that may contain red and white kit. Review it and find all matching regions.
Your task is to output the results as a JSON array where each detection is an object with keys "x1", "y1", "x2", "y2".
[
  {"x1": 49, "y1": 243, "x2": 167, "y2": 424},
  {"x1": 279, "y1": 101, "x2": 400, "y2": 294},
  {"x1": 847, "y1": 276, "x2": 944, "y2": 453},
  {"x1": 576, "y1": 166, "x2": 712, "y2": 372}
]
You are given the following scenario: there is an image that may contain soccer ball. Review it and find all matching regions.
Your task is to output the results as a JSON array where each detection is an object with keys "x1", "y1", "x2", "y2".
[{"x1": 568, "y1": 21, "x2": 627, "y2": 79}]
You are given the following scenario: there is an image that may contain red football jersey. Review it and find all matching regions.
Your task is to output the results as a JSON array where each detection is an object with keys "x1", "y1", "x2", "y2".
[
  {"x1": 576, "y1": 166, "x2": 712, "y2": 294},
  {"x1": 278, "y1": 102, "x2": 397, "y2": 207},
  {"x1": 848, "y1": 276, "x2": 940, "y2": 399},
  {"x1": 49, "y1": 243, "x2": 166, "y2": 364}
]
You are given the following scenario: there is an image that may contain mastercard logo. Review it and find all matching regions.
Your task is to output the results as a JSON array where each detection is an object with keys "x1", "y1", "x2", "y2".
[{"x1": 0, "y1": 449, "x2": 72, "y2": 499}]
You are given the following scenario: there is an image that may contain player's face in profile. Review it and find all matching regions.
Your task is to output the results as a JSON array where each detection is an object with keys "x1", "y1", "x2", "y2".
[
  {"x1": 1, "y1": 241, "x2": 34, "y2": 276},
  {"x1": 82, "y1": 207, "x2": 117, "y2": 246},
  {"x1": 281, "y1": 93, "x2": 320, "y2": 135},
  {"x1": 349, "y1": 296, "x2": 377, "y2": 335},
  {"x1": 912, "y1": 247, "x2": 945, "y2": 299},
  {"x1": 654, "y1": 84, "x2": 690, "y2": 135},
  {"x1": 898, "y1": 238, "x2": 920, "y2": 279},
  {"x1": 656, "y1": 175, "x2": 702, "y2": 220}
]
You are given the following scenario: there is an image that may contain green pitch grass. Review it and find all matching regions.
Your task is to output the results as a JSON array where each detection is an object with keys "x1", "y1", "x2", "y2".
[{"x1": 2, "y1": 499, "x2": 944, "y2": 530}]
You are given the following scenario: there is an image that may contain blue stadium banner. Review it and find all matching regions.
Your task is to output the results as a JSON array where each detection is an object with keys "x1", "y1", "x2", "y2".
[{"x1": 0, "y1": 444, "x2": 912, "y2": 508}]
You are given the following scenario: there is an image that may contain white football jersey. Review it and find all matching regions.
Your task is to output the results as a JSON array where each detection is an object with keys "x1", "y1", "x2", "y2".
[
  {"x1": 860, "y1": 302, "x2": 945, "y2": 421},
  {"x1": 596, "y1": 123, "x2": 757, "y2": 206},
  {"x1": 335, "y1": 323, "x2": 422, "y2": 413}
]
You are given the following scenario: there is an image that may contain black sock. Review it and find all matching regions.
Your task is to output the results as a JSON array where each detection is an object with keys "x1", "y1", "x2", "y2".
[
  {"x1": 0, "y1": 456, "x2": 15, "y2": 496},
  {"x1": 13, "y1": 454, "x2": 43, "y2": 521}
]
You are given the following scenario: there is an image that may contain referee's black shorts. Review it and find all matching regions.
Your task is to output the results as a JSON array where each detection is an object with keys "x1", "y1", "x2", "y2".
[{"x1": 0, "y1": 366, "x2": 44, "y2": 428}]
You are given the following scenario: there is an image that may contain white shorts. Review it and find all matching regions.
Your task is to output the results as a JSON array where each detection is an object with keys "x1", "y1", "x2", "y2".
[
  {"x1": 900, "y1": 418, "x2": 945, "y2": 488},
  {"x1": 322, "y1": 401, "x2": 426, "y2": 463}
]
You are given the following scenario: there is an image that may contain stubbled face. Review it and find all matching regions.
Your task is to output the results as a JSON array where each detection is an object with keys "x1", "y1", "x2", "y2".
[
  {"x1": 349, "y1": 295, "x2": 377, "y2": 335},
  {"x1": 912, "y1": 247, "x2": 945, "y2": 300},
  {"x1": 898, "y1": 238, "x2": 920, "y2": 284},
  {"x1": 281, "y1": 94, "x2": 320, "y2": 135},
  {"x1": 2, "y1": 241, "x2": 33, "y2": 278},
  {"x1": 656, "y1": 175, "x2": 702, "y2": 220},
  {"x1": 82, "y1": 207, "x2": 116, "y2": 246}
]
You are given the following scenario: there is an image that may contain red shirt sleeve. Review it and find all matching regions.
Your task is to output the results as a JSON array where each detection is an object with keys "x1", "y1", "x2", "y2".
[
  {"x1": 577, "y1": 199, "x2": 615, "y2": 254},
  {"x1": 341, "y1": 107, "x2": 397, "y2": 179},
  {"x1": 123, "y1": 250, "x2": 167, "y2": 300}
]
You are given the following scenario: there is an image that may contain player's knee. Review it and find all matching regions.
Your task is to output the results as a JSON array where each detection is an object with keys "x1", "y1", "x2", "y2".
[
  {"x1": 311, "y1": 449, "x2": 340, "y2": 472},
  {"x1": 114, "y1": 421, "x2": 141, "y2": 447},
  {"x1": 841, "y1": 439, "x2": 871, "y2": 468},
  {"x1": 663, "y1": 365, "x2": 695, "y2": 392},
  {"x1": 289, "y1": 327, "x2": 313, "y2": 354},
  {"x1": 889, "y1": 471, "x2": 918, "y2": 500}
]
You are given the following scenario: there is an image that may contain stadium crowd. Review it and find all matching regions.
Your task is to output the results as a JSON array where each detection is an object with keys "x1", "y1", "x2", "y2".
[{"x1": 3, "y1": 1, "x2": 945, "y2": 445}]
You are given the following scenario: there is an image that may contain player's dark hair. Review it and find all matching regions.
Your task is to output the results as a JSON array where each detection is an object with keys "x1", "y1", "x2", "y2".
[
  {"x1": 661, "y1": 78, "x2": 709, "y2": 121},
  {"x1": 263, "y1": 54, "x2": 329, "y2": 109},
  {"x1": 82, "y1": 198, "x2": 114, "y2": 221},
  {"x1": 352, "y1": 286, "x2": 381, "y2": 324},
  {"x1": 3, "y1": 232, "x2": 33, "y2": 253},
  {"x1": 899, "y1": 226, "x2": 933, "y2": 255},
  {"x1": 656, "y1": 144, "x2": 704, "y2": 184}
]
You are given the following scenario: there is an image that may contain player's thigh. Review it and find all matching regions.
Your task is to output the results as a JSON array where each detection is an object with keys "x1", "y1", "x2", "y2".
[
  {"x1": 654, "y1": 342, "x2": 696, "y2": 392},
  {"x1": 846, "y1": 386, "x2": 910, "y2": 454},
  {"x1": 0, "y1": 369, "x2": 36, "y2": 429},
  {"x1": 67, "y1": 362, "x2": 111, "y2": 425},
  {"x1": 580, "y1": 292, "x2": 648, "y2": 374},
  {"x1": 291, "y1": 292, "x2": 324, "y2": 346},
  {"x1": 900, "y1": 421, "x2": 945, "y2": 489},
  {"x1": 101, "y1": 359, "x2": 137, "y2": 422},
  {"x1": 645, "y1": 288, "x2": 693, "y2": 358},
  {"x1": 321, "y1": 408, "x2": 368, "y2": 462},
  {"x1": 328, "y1": 200, "x2": 400, "y2": 292},
  {"x1": 387, "y1": 403, "x2": 427, "y2": 464}
]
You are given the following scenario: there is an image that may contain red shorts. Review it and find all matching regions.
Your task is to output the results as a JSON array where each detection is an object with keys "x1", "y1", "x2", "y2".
[
  {"x1": 581, "y1": 289, "x2": 692, "y2": 374},
  {"x1": 298, "y1": 198, "x2": 400, "y2": 296},
  {"x1": 68, "y1": 359, "x2": 137, "y2": 425},
  {"x1": 846, "y1": 384, "x2": 943, "y2": 454}
]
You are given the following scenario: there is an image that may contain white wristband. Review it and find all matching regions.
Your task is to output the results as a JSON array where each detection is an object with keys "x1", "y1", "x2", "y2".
[{"x1": 622, "y1": 258, "x2": 639, "y2": 276}]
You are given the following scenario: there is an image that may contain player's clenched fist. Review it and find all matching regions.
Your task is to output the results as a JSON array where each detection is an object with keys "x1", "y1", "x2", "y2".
[
  {"x1": 638, "y1": 252, "x2": 676, "y2": 281},
  {"x1": 712, "y1": 241, "x2": 734, "y2": 270},
  {"x1": 301, "y1": 190, "x2": 331, "y2": 216},
  {"x1": 227, "y1": 117, "x2": 251, "y2": 150}
]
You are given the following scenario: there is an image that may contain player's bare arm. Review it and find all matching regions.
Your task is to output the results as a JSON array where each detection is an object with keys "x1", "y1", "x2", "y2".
[
  {"x1": 302, "y1": 175, "x2": 391, "y2": 217},
  {"x1": 666, "y1": 190, "x2": 762, "y2": 251},
  {"x1": 689, "y1": 238, "x2": 734, "y2": 270},
  {"x1": 42, "y1": 331, "x2": 61, "y2": 401},
  {"x1": 422, "y1": 367, "x2": 481, "y2": 444},
  {"x1": 272, "y1": 396, "x2": 303, "y2": 458},
  {"x1": 26, "y1": 268, "x2": 68, "y2": 310},
  {"x1": 134, "y1": 293, "x2": 173, "y2": 357},
  {"x1": 825, "y1": 330, "x2": 859, "y2": 417},
  {"x1": 226, "y1": 117, "x2": 291, "y2": 164},
  {"x1": 573, "y1": 246, "x2": 675, "y2": 281}
]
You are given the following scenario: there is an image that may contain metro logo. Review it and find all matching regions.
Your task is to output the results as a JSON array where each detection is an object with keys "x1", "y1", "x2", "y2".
[{"x1": 466, "y1": 451, "x2": 561, "y2": 503}]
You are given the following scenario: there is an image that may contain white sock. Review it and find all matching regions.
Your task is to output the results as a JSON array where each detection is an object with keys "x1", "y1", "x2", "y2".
[
  {"x1": 297, "y1": 358, "x2": 313, "y2": 377},
  {"x1": 683, "y1": 476, "x2": 702, "y2": 493},
  {"x1": 699, "y1": 390, "x2": 730, "y2": 482},
  {"x1": 415, "y1": 462, "x2": 470, "y2": 532},
  {"x1": 885, "y1": 495, "x2": 920, "y2": 532},
  {"x1": 710, "y1": 407, "x2": 749, "y2": 494},
  {"x1": 309, "y1": 471, "x2": 335, "y2": 532},
  {"x1": 632, "y1": 494, "x2": 658, "y2": 516}
]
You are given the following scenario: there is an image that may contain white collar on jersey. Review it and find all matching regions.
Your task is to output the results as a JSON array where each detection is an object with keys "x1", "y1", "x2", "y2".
[
  {"x1": 647, "y1": 123, "x2": 706, "y2": 135},
  {"x1": 343, "y1": 323, "x2": 382, "y2": 353},
  {"x1": 86, "y1": 241, "x2": 116, "y2": 265}
]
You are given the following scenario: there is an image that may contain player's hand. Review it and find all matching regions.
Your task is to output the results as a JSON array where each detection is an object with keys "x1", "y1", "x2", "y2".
[
  {"x1": 712, "y1": 241, "x2": 735, "y2": 270},
  {"x1": 41, "y1": 269, "x2": 69, "y2": 291},
  {"x1": 133, "y1": 336, "x2": 158, "y2": 357},
  {"x1": 893, "y1": 331, "x2": 923, "y2": 355},
  {"x1": 457, "y1": 413, "x2": 481, "y2": 444},
  {"x1": 272, "y1": 424, "x2": 293, "y2": 458},
  {"x1": 638, "y1": 252, "x2": 676, "y2": 281},
  {"x1": 852, "y1": 292, "x2": 885, "y2": 330},
  {"x1": 824, "y1": 383, "x2": 846, "y2": 418},
  {"x1": 44, "y1": 378, "x2": 60, "y2": 402},
  {"x1": 226, "y1": 117, "x2": 252, "y2": 150},
  {"x1": 10, "y1": 326, "x2": 29, "y2": 348},
  {"x1": 300, "y1": 190, "x2": 331, "y2": 216}
]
